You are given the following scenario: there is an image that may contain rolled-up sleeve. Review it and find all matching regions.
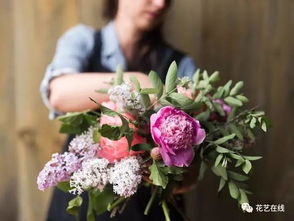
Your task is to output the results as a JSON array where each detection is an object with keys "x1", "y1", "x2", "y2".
[
  {"x1": 40, "y1": 24, "x2": 95, "y2": 119},
  {"x1": 178, "y1": 56, "x2": 197, "y2": 79}
]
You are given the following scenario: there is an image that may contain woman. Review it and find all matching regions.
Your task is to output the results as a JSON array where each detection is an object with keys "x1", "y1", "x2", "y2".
[{"x1": 41, "y1": 0, "x2": 196, "y2": 220}]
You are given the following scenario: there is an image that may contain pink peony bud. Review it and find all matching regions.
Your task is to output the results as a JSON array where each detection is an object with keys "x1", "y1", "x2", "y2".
[{"x1": 150, "y1": 147, "x2": 161, "y2": 160}]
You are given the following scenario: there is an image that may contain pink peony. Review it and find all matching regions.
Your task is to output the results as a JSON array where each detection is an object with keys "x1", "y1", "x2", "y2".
[
  {"x1": 97, "y1": 101, "x2": 145, "y2": 163},
  {"x1": 150, "y1": 106, "x2": 206, "y2": 167}
]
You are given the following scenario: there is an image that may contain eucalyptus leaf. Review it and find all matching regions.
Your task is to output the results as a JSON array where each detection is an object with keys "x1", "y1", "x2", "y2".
[
  {"x1": 216, "y1": 146, "x2": 230, "y2": 153},
  {"x1": 230, "y1": 81, "x2": 244, "y2": 96},
  {"x1": 239, "y1": 188, "x2": 249, "y2": 204},
  {"x1": 214, "y1": 134, "x2": 236, "y2": 145},
  {"x1": 209, "y1": 71, "x2": 220, "y2": 83},
  {"x1": 215, "y1": 154, "x2": 224, "y2": 167},
  {"x1": 218, "y1": 178, "x2": 226, "y2": 192},
  {"x1": 211, "y1": 165, "x2": 228, "y2": 180},
  {"x1": 228, "y1": 181, "x2": 240, "y2": 199},
  {"x1": 244, "y1": 156, "x2": 262, "y2": 161},
  {"x1": 95, "y1": 88, "x2": 109, "y2": 94},
  {"x1": 236, "y1": 95, "x2": 249, "y2": 103},
  {"x1": 224, "y1": 97, "x2": 243, "y2": 107},
  {"x1": 192, "y1": 69, "x2": 200, "y2": 89},
  {"x1": 228, "y1": 171, "x2": 249, "y2": 181},
  {"x1": 223, "y1": 80, "x2": 232, "y2": 97},
  {"x1": 242, "y1": 160, "x2": 252, "y2": 174}
]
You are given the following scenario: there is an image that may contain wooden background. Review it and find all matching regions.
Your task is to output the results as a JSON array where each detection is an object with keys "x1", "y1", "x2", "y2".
[{"x1": 0, "y1": 0, "x2": 293, "y2": 220}]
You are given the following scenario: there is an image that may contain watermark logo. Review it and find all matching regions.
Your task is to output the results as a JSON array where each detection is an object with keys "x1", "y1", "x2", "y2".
[
  {"x1": 241, "y1": 203, "x2": 285, "y2": 213},
  {"x1": 241, "y1": 203, "x2": 253, "y2": 213}
]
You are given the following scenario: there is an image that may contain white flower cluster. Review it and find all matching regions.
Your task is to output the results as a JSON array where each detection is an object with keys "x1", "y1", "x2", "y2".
[
  {"x1": 69, "y1": 156, "x2": 142, "y2": 197},
  {"x1": 108, "y1": 83, "x2": 146, "y2": 114},
  {"x1": 69, "y1": 127, "x2": 99, "y2": 159},
  {"x1": 109, "y1": 156, "x2": 142, "y2": 197},
  {"x1": 70, "y1": 158, "x2": 109, "y2": 195}
]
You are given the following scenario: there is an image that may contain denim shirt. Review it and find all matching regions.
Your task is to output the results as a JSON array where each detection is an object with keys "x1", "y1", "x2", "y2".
[{"x1": 40, "y1": 22, "x2": 196, "y2": 119}]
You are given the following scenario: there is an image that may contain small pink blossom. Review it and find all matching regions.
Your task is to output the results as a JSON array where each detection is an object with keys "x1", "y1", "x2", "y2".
[{"x1": 177, "y1": 86, "x2": 193, "y2": 99}]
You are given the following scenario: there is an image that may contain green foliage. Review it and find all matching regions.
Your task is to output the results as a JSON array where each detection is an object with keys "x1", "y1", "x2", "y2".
[
  {"x1": 66, "y1": 196, "x2": 83, "y2": 218},
  {"x1": 57, "y1": 181, "x2": 71, "y2": 192},
  {"x1": 115, "y1": 65, "x2": 123, "y2": 85},
  {"x1": 165, "y1": 61, "x2": 177, "y2": 94},
  {"x1": 131, "y1": 143, "x2": 152, "y2": 151},
  {"x1": 58, "y1": 111, "x2": 98, "y2": 135},
  {"x1": 148, "y1": 71, "x2": 164, "y2": 99},
  {"x1": 149, "y1": 160, "x2": 169, "y2": 189}
]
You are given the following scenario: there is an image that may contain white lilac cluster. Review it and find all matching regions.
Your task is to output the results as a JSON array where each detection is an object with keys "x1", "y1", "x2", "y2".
[
  {"x1": 68, "y1": 127, "x2": 99, "y2": 159},
  {"x1": 109, "y1": 156, "x2": 142, "y2": 198},
  {"x1": 37, "y1": 152, "x2": 81, "y2": 191},
  {"x1": 69, "y1": 158, "x2": 109, "y2": 195},
  {"x1": 108, "y1": 83, "x2": 146, "y2": 114}
]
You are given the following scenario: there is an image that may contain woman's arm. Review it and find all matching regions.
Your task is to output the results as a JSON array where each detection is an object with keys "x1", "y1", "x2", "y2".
[{"x1": 49, "y1": 72, "x2": 152, "y2": 113}]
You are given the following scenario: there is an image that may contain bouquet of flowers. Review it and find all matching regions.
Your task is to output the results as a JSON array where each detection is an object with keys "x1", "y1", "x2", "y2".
[{"x1": 37, "y1": 62, "x2": 270, "y2": 220}]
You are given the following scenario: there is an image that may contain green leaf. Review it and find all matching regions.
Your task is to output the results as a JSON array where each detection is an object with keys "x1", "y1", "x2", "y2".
[
  {"x1": 228, "y1": 181, "x2": 240, "y2": 199},
  {"x1": 92, "y1": 188, "x2": 116, "y2": 215},
  {"x1": 208, "y1": 71, "x2": 220, "y2": 83},
  {"x1": 195, "y1": 110, "x2": 210, "y2": 121},
  {"x1": 213, "y1": 102, "x2": 225, "y2": 116},
  {"x1": 131, "y1": 143, "x2": 152, "y2": 151},
  {"x1": 129, "y1": 75, "x2": 141, "y2": 91},
  {"x1": 140, "y1": 94, "x2": 151, "y2": 109},
  {"x1": 224, "y1": 97, "x2": 243, "y2": 107},
  {"x1": 216, "y1": 146, "x2": 230, "y2": 153},
  {"x1": 66, "y1": 196, "x2": 83, "y2": 217},
  {"x1": 167, "y1": 92, "x2": 194, "y2": 107},
  {"x1": 213, "y1": 87, "x2": 224, "y2": 99},
  {"x1": 149, "y1": 161, "x2": 168, "y2": 189},
  {"x1": 115, "y1": 65, "x2": 123, "y2": 85},
  {"x1": 239, "y1": 188, "x2": 249, "y2": 204},
  {"x1": 244, "y1": 156, "x2": 262, "y2": 161},
  {"x1": 228, "y1": 171, "x2": 249, "y2": 181},
  {"x1": 198, "y1": 161, "x2": 207, "y2": 180},
  {"x1": 214, "y1": 134, "x2": 236, "y2": 145},
  {"x1": 236, "y1": 95, "x2": 249, "y2": 103},
  {"x1": 215, "y1": 154, "x2": 224, "y2": 167},
  {"x1": 57, "y1": 181, "x2": 71, "y2": 192},
  {"x1": 230, "y1": 81, "x2": 244, "y2": 96},
  {"x1": 223, "y1": 80, "x2": 232, "y2": 97},
  {"x1": 92, "y1": 128, "x2": 101, "y2": 143},
  {"x1": 242, "y1": 160, "x2": 252, "y2": 174},
  {"x1": 99, "y1": 124, "x2": 121, "y2": 140},
  {"x1": 218, "y1": 178, "x2": 226, "y2": 192},
  {"x1": 95, "y1": 88, "x2": 109, "y2": 94},
  {"x1": 211, "y1": 165, "x2": 228, "y2": 180},
  {"x1": 148, "y1": 71, "x2": 163, "y2": 99},
  {"x1": 192, "y1": 69, "x2": 200, "y2": 89},
  {"x1": 165, "y1": 61, "x2": 177, "y2": 93},
  {"x1": 140, "y1": 88, "x2": 158, "y2": 94},
  {"x1": 87, "y1": 192, "x2": 96, "y2": 221},
  {"x1": 235, "y1": 159, "x2": 244, "y2": 167},
  {"x1": 229, "y1": 124, "x2": 243, "y2": 140},
  {"x1": 250, "y1": 117, "x2": 257, "y2": 128}
]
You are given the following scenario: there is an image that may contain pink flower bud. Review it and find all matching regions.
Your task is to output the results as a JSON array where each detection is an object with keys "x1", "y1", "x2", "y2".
[{"x1": 150, "y1": 147, "x2": 161, "y2": 160}]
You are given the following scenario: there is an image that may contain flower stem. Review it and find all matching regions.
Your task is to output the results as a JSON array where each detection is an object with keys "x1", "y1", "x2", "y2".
[
  {"x1": 161, "y1": 200, "x2": 171, "y2": 221},
  {"x1": 144, "y1": 187, "x2": 158, "y2": 215},
  {"x1": 107, "y1": 197, "x2": 125, "y2": 211}
]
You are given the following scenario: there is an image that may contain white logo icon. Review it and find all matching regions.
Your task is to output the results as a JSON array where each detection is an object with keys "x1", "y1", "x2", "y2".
[{"x1": 241, "y1": 203, "x2": 253, "y2": 213}]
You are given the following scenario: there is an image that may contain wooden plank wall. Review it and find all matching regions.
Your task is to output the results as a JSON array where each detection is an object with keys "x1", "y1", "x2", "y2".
[{"x1": 0, "y1": 0, "x2": 293, "y2": 220}]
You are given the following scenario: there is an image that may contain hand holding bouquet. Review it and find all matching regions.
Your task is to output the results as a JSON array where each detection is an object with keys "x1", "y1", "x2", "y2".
[{"x1": 37, "y1": 62, "x2": 270, "y2": 220}]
